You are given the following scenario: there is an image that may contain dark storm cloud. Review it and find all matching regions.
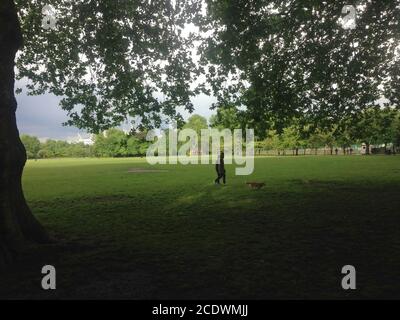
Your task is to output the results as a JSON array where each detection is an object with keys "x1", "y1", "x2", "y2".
[{"x1": 16, "y1": 90, "x2": 86, "y2": 140}]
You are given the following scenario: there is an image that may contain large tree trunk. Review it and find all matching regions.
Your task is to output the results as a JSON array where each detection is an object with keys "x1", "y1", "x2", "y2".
[{"x1": 0, "y1": 0, "x2": 50, "y2": 269}]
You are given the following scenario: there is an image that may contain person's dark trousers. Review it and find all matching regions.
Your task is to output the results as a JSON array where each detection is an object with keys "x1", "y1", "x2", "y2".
[
  {"x1": 215, "y1": 167, "x2": 226, "y2": 184},
  {"x1": 215, "y1": 166, "x2": 220, "y2": 184}
]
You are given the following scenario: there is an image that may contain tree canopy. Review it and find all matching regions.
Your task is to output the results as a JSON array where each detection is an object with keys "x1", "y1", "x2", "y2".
[
  {"x1": 182, "y1": 114, "x2": 208, "y2": 133},
  {"x1": 13, "y1": 1, "x2": 400, "y2": 136},
  {"x1": 15, "y1": 0, "x2": 203, "y2": 132},
  {"x1": 199, "y1": 0, "x2": 400, "y2": 135}
]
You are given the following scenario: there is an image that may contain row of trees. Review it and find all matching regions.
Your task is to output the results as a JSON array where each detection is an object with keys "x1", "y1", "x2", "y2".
[
  {"x1": 93, "y1": 128, "x2": 151, "y2": 158},
  {"x1": 20, "y1": 135, "x2": 93, "y2": 159},
  {"x1": 93, "y1": 115, "x2": 212, "y2": 157},
  {"x1": 210, "y1": 107, "x2": 400, "y2": 155},
  {"x1": 21, "y1": 115, "x2": 210, "y2": 159},
  {"x1": 20, "y1": 131, "x2": 149, "y2": 159},
  {"x1": 22, "y1": 107, "x2": 400, "y2": 159}
]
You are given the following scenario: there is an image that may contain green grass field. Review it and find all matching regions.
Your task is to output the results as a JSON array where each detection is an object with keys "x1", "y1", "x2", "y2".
[{"x1": 1, "y1": 156, "x2": 399, "y2": 299}]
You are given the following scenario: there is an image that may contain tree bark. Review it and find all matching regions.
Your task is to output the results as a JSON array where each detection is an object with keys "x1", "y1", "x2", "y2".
[{"x1": 0, "y1": 0, "x2": 50, "y2": 269}]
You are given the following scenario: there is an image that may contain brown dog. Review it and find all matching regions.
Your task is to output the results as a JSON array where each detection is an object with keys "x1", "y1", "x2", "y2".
[{"x1": 246, "y1": 182, "x2": 265, "y2": 189}]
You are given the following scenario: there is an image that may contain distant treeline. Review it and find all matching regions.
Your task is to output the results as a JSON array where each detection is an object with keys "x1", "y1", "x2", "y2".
[
  {"x1": 21, "y1": 128, "x2": 151, "y2": 159},
  {"x1": 209, "y1": 106, "x2": 400, "y2": 155},
  {"x1": 20, "y1": 135, "x2": 94, "y2": 159},
  {"x1": 21, "y1": 107, "x2": 400, "y2": 159},
  {"x1": 252, "y1": 107, "x2": 400, "y2": 155},
  {"x1": 21, "y1": 114, "x2": 210, "y2": 159}
]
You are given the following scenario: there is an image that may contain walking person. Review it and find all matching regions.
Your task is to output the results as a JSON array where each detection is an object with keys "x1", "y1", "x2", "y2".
[{"x1": 214, "y1": 152, "x2": 226, "y2": 185}]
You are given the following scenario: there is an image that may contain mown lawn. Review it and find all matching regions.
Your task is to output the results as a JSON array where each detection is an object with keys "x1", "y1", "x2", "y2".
[{"x1": 1, "y1": 156, "x2": 399, "y2": 299}]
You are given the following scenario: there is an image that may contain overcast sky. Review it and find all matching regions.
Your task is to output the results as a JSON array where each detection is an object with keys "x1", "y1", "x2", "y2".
[{"x1": 16, "y1": 86, "x2": 217, "y2": 141}]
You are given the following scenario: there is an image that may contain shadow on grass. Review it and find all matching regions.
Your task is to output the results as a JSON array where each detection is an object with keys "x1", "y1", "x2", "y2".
[{"x1": 1, "y1": 181, "x2": 399, "y2": 299}]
